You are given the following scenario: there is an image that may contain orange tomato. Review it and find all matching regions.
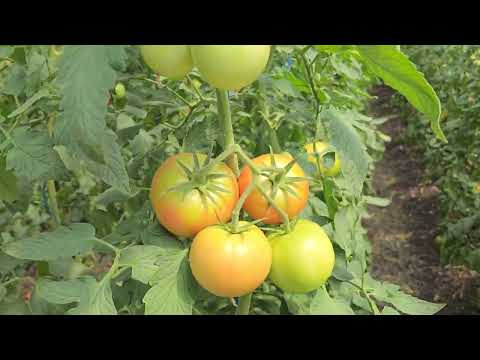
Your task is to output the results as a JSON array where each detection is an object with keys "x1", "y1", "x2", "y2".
[
  {"x1": 150, "y1": 153, "x2": 239, "y2": 238},
  {"x1": 189, "y1": 222, "x2": 272, "y2": 297},
  {"x1": 237, "y1": 153, "x2": 309, "y2": 224}
]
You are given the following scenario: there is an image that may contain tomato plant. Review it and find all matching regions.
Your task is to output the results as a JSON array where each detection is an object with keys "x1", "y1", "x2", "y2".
[
  {"x1": 0, "y1": 45, "x2": 449, "y2": 315},
  {"x1": 190, "y1": 45, "x2": 271, "y2": 90},
  {"x1": 237, "y1": 153, "x2": 309, "y2": 224},
  {"x1": 269, "y1": 219, "x2": 335, "y2": 293},
  {"x1": 140, "y1": 45, "x2": 193, "y2": 80},
  {"x1": 150, "y1": 153, "x2": 239, "y2": 238},
  {"x1": 189, "y1": 221, "x2": 272, "y2": 298}
]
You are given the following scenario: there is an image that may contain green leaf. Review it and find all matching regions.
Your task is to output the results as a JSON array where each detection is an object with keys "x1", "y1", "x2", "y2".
[
  {"x1": 25, "y1": 52, "x2": 49, "y2": 96},
  {"x1": 2, "y1": 64, "x2": 26, "y2": 96},
  {"x1": 119, "y1": 245, "x2": 165, "y2": 284},
  {"x1": 6, "y1": 127, "x2": 68, "y2": 183},
  {"x1": 2, "y1": 223, "x2": 96, "y2": 261},
  {"x1": 143, "y1": 249, "x2": 194, "y2": 315},
  {"x1": 355, "y1": 45, "x2": 446, "y2": 142},
  {"x1": 55, "y1": 45, "x2": 127, "y2": 164},
  {"x1": 66, "y1": 277, "x2": 117, "y2": 315},
  {"x1": 36, "y1": 278, "x2": 90, "y2": 304},
  {"x1": 37, "y1": 277, "x2": 117, "y2": 315},
  {"x1": 381, "y1": 306, "x2": 400, "y2": 315},
  {"x1": 283, "y1": 293, "x2": 313, "y2": 315},
  {"x1": 363, "y1": 195, "x2": 391, "y2": 207},
  {"x1": 315, "y1": 45, "x2": 353, "y2": 53},
  {"x1": 0, "y1": 157, "x2": 18, "y2": 202},
  {"x1": 94, "y1": 187, "x2": 133, "y2": 211},
  {"x1": 141, "y1": 222, "x2": 182, "y2": 250},
  {"x1": 333, "y1": 206, "x2": 357, "y2": 259},
  {"x1": 7, "y1": 87, "x2": 50, "y2": 118},
  {"x1": 0, "y1": 251, "x2": 26, "y2": 274},
  {"x1": 325, "y1": 109, "x2": 371, "y2": 196},
  {"x1": 77, "y1": 130, "x2": 130, "y2": 193},
  {"x1": 310, "y1": 287, "x2": 355, "y2": 315}
]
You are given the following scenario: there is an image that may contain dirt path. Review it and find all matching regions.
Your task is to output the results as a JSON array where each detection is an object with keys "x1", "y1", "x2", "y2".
[{"x1": 363, "y1": 86, "x2": 480, "y2": 315}]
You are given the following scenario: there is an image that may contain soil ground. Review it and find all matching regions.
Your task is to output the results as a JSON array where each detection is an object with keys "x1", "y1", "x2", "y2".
[{"x1": 364, "y1": 85, "x2": 480, "y2": 315}]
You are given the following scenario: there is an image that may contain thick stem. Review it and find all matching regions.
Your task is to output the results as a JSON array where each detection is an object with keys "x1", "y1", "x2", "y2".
[
  {"x1": 230, "y1": 176, "x2": 257, "y2": 232},
  {"x1": 266, "y1": 122, "x2": 282, "y2": 153},
  {"x1": 47, "y1": 181, "x2": 61, "y2": 227},
  {"x1": 236, "y1": 293, "x2": 252, "y2": 315},
  {"x1": 47, "y1": 116, "x2": 61, "y2": 227},
  {"x1": 235, "y1": 146, "x2": 261, "y2": 175},
  {"x1": 216, "y1": 89, "x2": 239, "y2": 176}
]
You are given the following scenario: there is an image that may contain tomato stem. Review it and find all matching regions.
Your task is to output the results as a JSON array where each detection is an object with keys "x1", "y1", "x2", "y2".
[
  {"x1": 236, "y1": 293, "x2": 252, "y2": 315},
  {"x1": 231, "y1": 176, "x2": 257, "y2": 232},
  {"x1": 216, "y1": 89, "x2": 239, "y2": 176},
  {"x1": 47, "y1": 116, "x2": 61, "y2": 228},
  {"x1": 255, "y1": 183, "x2": 291, "y2": 232}
]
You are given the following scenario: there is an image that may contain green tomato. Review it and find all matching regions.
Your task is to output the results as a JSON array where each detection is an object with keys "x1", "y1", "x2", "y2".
[
  {"x1": 115, "y1": 83, "x2": 126, "y2": 98},
  {"x1": 190, "y1": 45, "x2": 271, "y2": 90},
  {"x1": 268, "y1": 219, "x2": 335, "y2": 293},
  {"x1": 140, "y1": 45, "x2": 193, "y2": 80}
]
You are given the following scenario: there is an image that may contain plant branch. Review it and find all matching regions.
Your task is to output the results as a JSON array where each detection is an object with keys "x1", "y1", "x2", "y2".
[
  {"x1": 236, "y1": 293, "x2": 252, "y2": 315},
  {"x1": 231, "y1": 176, "x2": 257, "y2": 232},
  {"x1": 216, "y1": 89, "x2": 239, "y2": 176},
  {"x1": 255, "y1": 183, "x2": 291, "y2": 232}
]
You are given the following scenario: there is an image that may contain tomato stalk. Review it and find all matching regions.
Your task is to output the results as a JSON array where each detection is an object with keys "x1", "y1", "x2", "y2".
[
  {"x1": 47, "y1": 116, "x2": 61, "y2": 228},
  {"x1": 236, "y1": 293, "x2": 252, "y2": 315},
  {"x1": 255, "y1": 183, "x2": 291, "y2": 232},
  {"x1": 216, "y1": 89, "x2": 239, "y2": 176},
  {"x1": 230, "y1": 175, "x2": 257, "y2": 233}
]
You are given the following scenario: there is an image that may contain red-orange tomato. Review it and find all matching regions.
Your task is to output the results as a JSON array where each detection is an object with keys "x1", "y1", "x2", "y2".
[
  {"x1": 237, "y1": 154, "x2": 309, "y2": 224},
  {"x1": 189, "y1": 222, "x2": 272, "y2": 297},
  {"x1": 150, "y1": 153, "x2": 239, "y2": 238}
]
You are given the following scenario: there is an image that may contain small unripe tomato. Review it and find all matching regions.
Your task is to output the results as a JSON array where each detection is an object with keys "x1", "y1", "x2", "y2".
[
  {"x1": 140, "y1": 45, "x2": 193, "y2": 80},
  {"x1": 269, "y1": 219, "x2": 335, "y2": 293},
  {"x1": 305, "y1": 141, "x2": 341, "y2": 177},
  {"x1": 114, "y1": 83, "x2": 126, "y2": 98},
  {"x1": 189, "y1": 222, "x2": 272, "y2": 298}
]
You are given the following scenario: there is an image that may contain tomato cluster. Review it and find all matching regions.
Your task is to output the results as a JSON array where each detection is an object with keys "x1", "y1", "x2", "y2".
[{"x1": 145, "y1": 46, "x2": 339, "y2": 299}]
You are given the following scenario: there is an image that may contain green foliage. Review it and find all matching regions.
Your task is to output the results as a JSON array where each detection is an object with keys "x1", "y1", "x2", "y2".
[
  {"x1": 392, "y1": 45, "x2": 480, "y2": 273},
  {"x1": 0, "y1": 45, "x2": 445, "y2": 315}
]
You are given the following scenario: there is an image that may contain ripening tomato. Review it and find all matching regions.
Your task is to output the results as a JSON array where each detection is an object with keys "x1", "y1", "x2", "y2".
[
  {"x1": 269, "y1": 219, "x2": 335, "y2": 293},
  {"x1": 305, "y1": 141, "x2": 341, "y2": 177},
  {"x1": 237, "y1": 153, "x2": 309, "y2": 224},
  {"x1": 189, "y1": 222, "x2": 272, "y2": 297},
  {"x1": 190, "y1": 45, "x2": 271, "y2": 90},
  {"x1": 150, "y1": 153, "x2": 239, "y2": 238},
  {"x1": 140, "y1": 45, "x2": 193, "y2": 80}
]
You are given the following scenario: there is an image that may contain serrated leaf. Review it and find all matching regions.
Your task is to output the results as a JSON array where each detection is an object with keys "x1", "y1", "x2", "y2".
[
  {"x1": 119, "y1": 245, "x2": 164, "y2": 284},
  {"x1": 355, "y1": 45, "x2": 446, "y2": 142},
  {"x1": 25, "y1": 52, "x2": 49, "y2": 96},
  {"x1": 79, "y1": 130, "x2": 130, "y2": 193},
  {"x1": 141, "y1": 222, "x2": 182, "y2": 250},
  {"x1": 2, "y1": 223, "x2": 96, "y2": 261},
  {"x1": 55, "y1": 45, "x2": 126, "y2": 164},
  {"x1": 6, "y1": 127, "x2": 68, "y2": 183},
  {"x1": 363, "y1": 195, "x2": 391, "y2": 207},
  {"x1": 7, "y1": 87, "x2": 50, "y2": 118},
  {"x1": 381, "y1": 306, "x2": 400, "y2": 315},
  {"x1": 315, "y1": 45, "x2": 353, "y2": 53},
  {"x1": 0, "y1": 157, "x2": 18, "y2": 202},
  {"x1": 143, "y1": 249, "x2": 194, "y2": 315},
  {"x1": 333, "y1": 206, "x2": 357, "y2": 259},
  {"x1": 0, "y1": 251, "x2": 26, "y2": 274},
  {"x1": 36, "y1": 278, "x2": 90, "y2": 304},
  {"x1": 3, "y1": 64, "x2": 26, "y2": 96},
  {"x1": 66, "y1": 277, "x2": 117, "y2": 315},
  {"x1": 325, "y1": 109, "x2": 370, "y2": 196},
  {"x1": 283, "y1": 293, "x2": 313, "y2": 315},
  {"x1": 94, "y1": 187, "x2": 133, "y2": 211},
  {"x1": 373, "y1": 289, "x2": 445, "y2": 315},
  {"x1": 130, "y1": 130, "x2": 154, "y2": 157},
  {"x1": 310, "y1": 287, "x2": 355, "y2": 315}
]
